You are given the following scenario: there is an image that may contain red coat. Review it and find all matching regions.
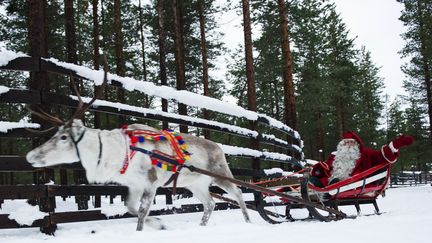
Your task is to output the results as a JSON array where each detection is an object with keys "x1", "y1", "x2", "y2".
[{"x1": 311, "y1": 132, "x2": 399, "y2": 187}]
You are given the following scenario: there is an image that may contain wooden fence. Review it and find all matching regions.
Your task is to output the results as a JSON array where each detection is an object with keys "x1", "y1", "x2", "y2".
[
  {"x1": 0, "y1": 55, "x2": 304, "y2": 234},
  {"x1": 390, "y1": 171, "x2": 432, "y2": 187}
]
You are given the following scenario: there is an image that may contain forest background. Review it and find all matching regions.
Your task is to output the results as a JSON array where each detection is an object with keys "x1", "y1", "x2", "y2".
[{"x1": 0, "y1": 0, "x2": 431, "y2": 173}]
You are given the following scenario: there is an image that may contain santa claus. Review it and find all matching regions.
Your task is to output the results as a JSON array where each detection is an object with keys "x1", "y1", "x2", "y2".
[{"x1": 309, "y1": 131, "x2": 414, "y2": 188}]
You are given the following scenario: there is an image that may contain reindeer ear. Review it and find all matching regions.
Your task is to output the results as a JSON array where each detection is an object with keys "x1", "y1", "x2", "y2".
[
  {"x1": 71, "y1": 119, "x2": 85, "y2": 139},
  {"x1": 72, "y1": 119, "x2": 84, "y2": 127}
]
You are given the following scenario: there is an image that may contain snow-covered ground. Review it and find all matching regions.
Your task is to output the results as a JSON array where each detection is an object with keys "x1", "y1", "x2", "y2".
[{"x1": 0, "y1": 185, "x2": 430, "y2": 243}]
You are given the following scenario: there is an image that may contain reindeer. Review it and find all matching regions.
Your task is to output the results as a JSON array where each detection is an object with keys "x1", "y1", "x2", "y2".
[{"x1": 25, "y1": 75, "x2": 250, "y2": 231}]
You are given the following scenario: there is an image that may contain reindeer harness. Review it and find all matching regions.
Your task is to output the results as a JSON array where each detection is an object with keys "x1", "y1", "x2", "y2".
[{"x1": 119, "y1": 126, "x2": 191, "y2": 191}]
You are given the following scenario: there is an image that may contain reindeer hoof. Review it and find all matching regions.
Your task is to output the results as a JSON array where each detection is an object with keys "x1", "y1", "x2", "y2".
[{"x1": 145, "y1": 217, "x2": 166, "y2": 230}]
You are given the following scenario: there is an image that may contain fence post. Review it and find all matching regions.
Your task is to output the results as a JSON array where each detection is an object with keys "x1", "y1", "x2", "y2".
[{"x1": 73, "y1": 170, "x2": 89, "y2": 210}]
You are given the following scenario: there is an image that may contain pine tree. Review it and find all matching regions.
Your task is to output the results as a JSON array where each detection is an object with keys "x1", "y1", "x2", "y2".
[
  {"x1": 352, "y1": 47, "x2": 384, "y2": 146},
  {"x1": 404, "y1": 97, "x2": 430, "y2": 171},
  {"x1": 291, "y1": 0, "x2": 334, "y2": 159},
  {"x1": 398, "y1": 0, "x2": 432, "y2": 143},
  {"x1": 251, "y1": 0, "x2": 284, "y2": 120},
  {"x1": 387, "y1": 97, "x2": 408, "y2": 171},
  {"x1": 323, "y1": 7, "x2": 357, "y2": 139}
]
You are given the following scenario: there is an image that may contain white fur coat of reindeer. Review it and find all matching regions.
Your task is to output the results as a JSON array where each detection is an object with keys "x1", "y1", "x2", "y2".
[{"x1": 26, "y1": 119, "x2": 250, "y2": 230}]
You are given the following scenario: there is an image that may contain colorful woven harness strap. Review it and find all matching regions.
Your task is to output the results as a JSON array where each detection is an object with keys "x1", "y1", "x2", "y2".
[{"x1": 119, "y1": 125, "x2": 191, "y2": 174}]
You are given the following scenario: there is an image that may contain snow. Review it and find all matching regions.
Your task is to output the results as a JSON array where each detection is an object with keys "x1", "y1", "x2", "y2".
[
  {"x1": 100, "y1": 204, "x2": 129, "y2": 218},
  {"x1": 400, "y1": 171, "x2": 422, "y2": 175},
  {"x1": 0, "y1": 186, "x2": 430, "y2": 242},
  {"x1": 1, "y1": 200, "x2": 48, "y2": 226},
  {"x1": 46, "y1": 58, "x2": 106, "y2": 86},
  {"x1": 218, "y1": 143, "x2": 295, "y2": 163},
  {"x1": 0, "y1": 121, "x2": 40, "y2": 133},
  {"x1": 0, "y1": 50, "x2": 27, "y2": 67},
  {"x1": 0, "y1": 85, "x2": 10, "y2": 94},
  {"x1": 263, "y1": 168, "x2": 302, "y2": 177}
]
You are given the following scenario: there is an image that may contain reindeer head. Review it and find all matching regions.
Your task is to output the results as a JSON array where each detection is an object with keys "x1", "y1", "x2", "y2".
[
  {"x1": 26, "y1": 55, "x2": 109, "y2": 168},
  {"x1": 25, "y1": 91, "x2": 98, "y2": 168},
  {"x1": 26, "y1": 119, "x2": 87, "y2": 167}
]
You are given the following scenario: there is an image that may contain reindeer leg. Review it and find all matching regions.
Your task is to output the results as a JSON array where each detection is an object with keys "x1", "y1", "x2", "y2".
[
  {"x1": 126, "y1": 187, "x2": 144, "y2": 215},
  {"x1": 188, "y1": 185, "x2": 215, "y2": 226},
  {"x1": 215, "y1": 179, "x2": 251, "y2": 223},
  {"x1": 136, "y1": 188, "x2": 157, "y2": 231}
]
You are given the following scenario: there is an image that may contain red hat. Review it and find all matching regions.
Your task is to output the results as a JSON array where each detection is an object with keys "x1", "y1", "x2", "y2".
[{"x1": 342, "y1": 131, "x2": 365, "y2": 149}]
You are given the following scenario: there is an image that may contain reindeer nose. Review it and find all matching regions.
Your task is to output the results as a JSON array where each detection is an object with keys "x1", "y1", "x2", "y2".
[
  {"x1": 26, "y1": 150, "x2": 41, "y2": 165},
  {"x1": 26, "y1": 151, "x2": 35, "y2": 163}
]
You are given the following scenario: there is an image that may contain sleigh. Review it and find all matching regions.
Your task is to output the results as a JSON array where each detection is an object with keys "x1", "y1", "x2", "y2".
[{"x1": 253, "y1": 162, "x2": 392, "y2": 223}]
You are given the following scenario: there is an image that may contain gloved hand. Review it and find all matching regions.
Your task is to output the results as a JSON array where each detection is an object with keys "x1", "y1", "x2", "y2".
[{"x1": 392, "y1": 135, "x2": 414, "y2": 150}]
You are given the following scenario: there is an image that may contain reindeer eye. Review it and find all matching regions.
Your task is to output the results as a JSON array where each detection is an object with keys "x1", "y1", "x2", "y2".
[{"x1": 60, "y1": 135, "x2": 68, "y2": 140}]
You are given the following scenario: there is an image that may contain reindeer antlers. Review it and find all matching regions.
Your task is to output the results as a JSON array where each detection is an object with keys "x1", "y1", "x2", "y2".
[
  {"x1": 27, "y1": 55, "x2": 109, "y2": 129},
  {"x1": 26, "y1": 105, "x2": 65, "y2": 126},
  {"x1": 64, "y1": 54, "x2": 109, "y2": 128}
]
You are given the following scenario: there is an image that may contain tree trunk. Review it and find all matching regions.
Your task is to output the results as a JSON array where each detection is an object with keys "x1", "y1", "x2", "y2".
[
  {"x1": 65, "y1": 0, "x2": 77, "y2": 65},
  {"x1": 65, "y1": 0, "x2": 83, "y2": 121},
  {"x1": 316, "y1": 108, "x2": 325, "y2": 161},
  {"x1": 422, "y1": 51, "x2": 432, "y2": 144},
  {"x1": 172, "y1": 0, "x2": 188, "y2": 133},
  {"x1": 242, "y1": 0, "x2": 257, "y2": 114},
  {"x1": 241, "y1": 0, "x2": 259, "y2": 179},
  {"x1": 336, "y1": 97, "x2": 345, "y2": 139},
  {"x1": 114, "y1": 0, "x2": 126, "y2": 125},
  {"x1": 138, "y1": 0, "x2": 147, "y2": 82},
  {"x1": 27, "y1": 0, "x2": 56, "y2": 227},
  {"x1": 138, "y1": 0, "x2": 150, "y2": 108},
  {"x1": 92, "y1": 0, "x2": 103, "y2": 129},
  {"x1": 157, "y1": 0, "x2": 169, "y2": 130},
  {"x1": 100, "y1": 0, "x2": 110, "y2": 126},
  {"x1": 28, "y1": 0, "x2": 50, "y2": 137},
  {"x1": 277, "y1": 0, "x2": 297, "y2": 130},
  {"x1": 28, "y1": 0, "x2": 49, "y2": 92},
  {"x1": 198, "y1": 0, "x2": 211, "y2": 139}
]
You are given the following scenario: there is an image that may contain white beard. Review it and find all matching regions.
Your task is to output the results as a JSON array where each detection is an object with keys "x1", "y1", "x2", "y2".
[{"x1": 330, "y1": 140, "x2": 361, "y2": 182}]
